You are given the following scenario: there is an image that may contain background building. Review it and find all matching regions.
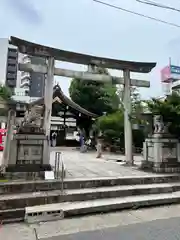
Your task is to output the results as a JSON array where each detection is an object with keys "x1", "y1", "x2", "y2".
[
  {"x1": 0, "y1": 38, "x2": 18, "y2": 92},
  {"x1": 0, "y1": 40, "x2": 47, "y2": 128},
  {"x1": 20, "y1": 55, "x2": 45, "y2": 98},
  {"x1": 161, "y1": 64, "x2": 180, "y2": 94}
]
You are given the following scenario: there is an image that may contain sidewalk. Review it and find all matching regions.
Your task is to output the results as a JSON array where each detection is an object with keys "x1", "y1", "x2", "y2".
[
  {"x1": 1, "y1": 204, "x2": 180, "y2": 240},
  {"x1": 35, "y1": 204, "x2": 180, "y2": 239}
]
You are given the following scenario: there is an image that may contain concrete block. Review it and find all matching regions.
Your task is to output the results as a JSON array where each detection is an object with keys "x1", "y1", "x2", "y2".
[{"x1": 24, "y1": 191, "x2": 180, "y2": 223}]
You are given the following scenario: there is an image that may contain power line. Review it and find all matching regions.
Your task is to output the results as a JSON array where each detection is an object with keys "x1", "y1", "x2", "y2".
[
  {"x1": 93, "y1": 0, "x2": 180, "y2": 28},
  {"x1": 136, "y1": 0, "x2": 180, "y2": 13}
]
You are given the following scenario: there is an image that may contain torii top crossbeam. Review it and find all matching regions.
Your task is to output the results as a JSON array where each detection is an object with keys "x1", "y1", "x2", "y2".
[{"x1": 10, "y1": 36, "x2": 156, "y2": 73}]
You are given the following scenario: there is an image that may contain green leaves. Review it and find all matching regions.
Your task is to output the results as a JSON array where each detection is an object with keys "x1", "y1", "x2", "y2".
[
  {"x1": 97, "y1": 110, "x2": 124, "y2": 131},
  {"x1": 0, "y1": 85, "x2": 12, "y2": 116},
  {"x1": 0, "y1": 85, "x2": 12, "y2": 100},
  {"x1": 69, "y1": 68, "x2": 119, "y2": 115},
  {"x1": 146, "y1": 92, "x2": 180, "y2": 136},
  {"x1": 96, "y1": 110, "x2": 124, "y2": 145}
]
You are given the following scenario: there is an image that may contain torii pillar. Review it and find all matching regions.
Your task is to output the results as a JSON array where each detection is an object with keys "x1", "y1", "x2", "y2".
[
  {"x1": 43, "y1": 57, "x2": 54, "y2": 164},
  {"x1": 123, "y1": 69, "x2": 133, "y2": 165}
]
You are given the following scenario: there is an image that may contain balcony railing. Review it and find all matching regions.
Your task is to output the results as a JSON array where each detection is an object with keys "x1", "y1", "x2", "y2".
[
  {"x1": 7, "y1": 65, "x2": 17, "y2": 72},
  {"x1": 21, "y1": 71, "x2": 30, "y2": 77},
  {"x1": 22, "y1": 85, "x2": 30, "y2": 91},
  {"x1": 21, "y1": 72, "x2": 31, "y2": 82},
  {"x1": 21, "y1": 79, "x2": 30, "y2": 86},
  {"x1": 6, "y1": 80, "x2": 16, "y2": 87},
  {"x1": 8, "y1": 49, "x2": 18, "y2": 58},
  {"x1": 8, "y1": 58, "x2": 17, "y2": 65},
  {"x1": 20, "y1": 81, "x2": 30, "y2": 89},
  {"x1": 6, "y1": 73, "x2": 16, "y2": 79}
]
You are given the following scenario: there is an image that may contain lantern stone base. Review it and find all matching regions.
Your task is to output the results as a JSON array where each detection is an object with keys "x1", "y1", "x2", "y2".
[
  {"x1": 4, "y1": 164, "x2": 52, "y2": 180},
  {"x1": 2, "y1": 133, "x2": 52, "y2": 180},
  {"x1": 141, "y1": 134, "x2": 180, "y2": 173}
]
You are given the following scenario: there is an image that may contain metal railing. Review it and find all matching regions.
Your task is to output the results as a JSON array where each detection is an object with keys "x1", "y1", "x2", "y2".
[{"x1": 54, "y1": 152, "x2": 65, "y2": 193}]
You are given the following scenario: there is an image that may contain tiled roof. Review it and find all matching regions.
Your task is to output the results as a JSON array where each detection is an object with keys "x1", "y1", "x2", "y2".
[{"x1": 30, "y1": 85, "x2": 98, "y2": 118}]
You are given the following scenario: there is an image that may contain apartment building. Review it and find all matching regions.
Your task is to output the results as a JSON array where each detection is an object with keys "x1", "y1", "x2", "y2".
[
  {"x1": 0, "y1": 38, "x2": 18, "y2": 92},
  {"x1": 20, "y1": 55, "x2": 45, "y2": 98}
]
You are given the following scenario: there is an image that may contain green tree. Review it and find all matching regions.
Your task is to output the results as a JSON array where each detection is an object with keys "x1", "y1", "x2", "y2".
[
  {"x1": 0, "y1": 85, "x2": 12, "y2": 100},
  {"x1": 96, "y1": 110, "x2": 124, "y2": 149},
  {"x1": 0, "y1": 84, "x2": 12, "y2": 116},
  {"x1": 69, "y1": 68, "x2": 119, "y2": 115},
  {"x1": 117, "y1": 86, "x2": 144, "y2": 116},
  {"x1": 96, "y1": 109, "x2": 145, "y2": 151},
  {"x1": 146, "y1": 92, "x2": 180, "y2": 137},
  {"x1": 95, "y1": 87, "x2": 146, "y2": 151},
  {"x1": 131, "y1": 87, "x2": 144, "y2": 114}
]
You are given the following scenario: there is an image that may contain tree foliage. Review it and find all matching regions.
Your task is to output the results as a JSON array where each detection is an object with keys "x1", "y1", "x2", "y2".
[
  {"x1": 131, "y1": 87, "x2": 144, "y2": 115},
  {"x1": 96, "y1": 109, "x2": 145, "y2": 150},
  {"x1": 96, "y1": 87, "x2": 146, "y2": 150},
  {"x1": 0, "y1": 85, "x2": 12, "y2": 116},
  {"x1": 0, "y1": 85, "x2": 12, "y2": 100},
  {"x1": 146, "y1": 92, "x2": 180, "y2": 136},
  {"x1": 117, "y1": 86, "x2": 144, "y2": 117},
  {"x1": 96, "y1": 110, "x2": 124, "y2": 148},
  {"x1": 69, "y1": 68, "x2": 119, "y2": 115}
]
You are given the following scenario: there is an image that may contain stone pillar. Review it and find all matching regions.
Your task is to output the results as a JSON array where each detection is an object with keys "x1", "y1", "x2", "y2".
[
  {"x1": 2, "y1": 109, "x2": 16, "y2": 167},
  {"x1": 153, "y1": 135, "x2": 162, "y2": 165},
  {"x1": 43, "y1": 57, "x2": 54, "y2": 165},
  {"x1": 123, "y1": 69, "x2": 133, "y2": 165}
]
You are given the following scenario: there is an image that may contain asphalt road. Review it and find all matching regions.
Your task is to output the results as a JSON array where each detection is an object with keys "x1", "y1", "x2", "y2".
[{"x1": 41, "y1": 217, "x2": 180, "y2": 240}]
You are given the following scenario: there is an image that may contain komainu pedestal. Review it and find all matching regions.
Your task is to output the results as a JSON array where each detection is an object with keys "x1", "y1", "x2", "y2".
[
  {"x1": 142, "y1": 136, "x2": 180, "y2": 173},
  {"x1": 141, "y1": 115, "x2": 180, "y2": 173},
  {"x1": 4, "y1": 105, "x2": 52, "y2": 180},
  {"x1": 5, "y1": 131, "x2": 52, "y2": 180}
]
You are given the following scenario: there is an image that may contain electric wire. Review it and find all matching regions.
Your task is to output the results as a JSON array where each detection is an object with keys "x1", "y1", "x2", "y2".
[
  {"x1": 93, "y1": 0, "x2": 180, "y2": 28},
  {"x1": 136, "y1": 0, "x2": 180, "y2": 13}
]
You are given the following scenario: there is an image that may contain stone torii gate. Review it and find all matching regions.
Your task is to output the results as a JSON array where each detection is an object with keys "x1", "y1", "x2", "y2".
[{"x1": 10, "y1": 36, "x2": 156, "y2": 166}]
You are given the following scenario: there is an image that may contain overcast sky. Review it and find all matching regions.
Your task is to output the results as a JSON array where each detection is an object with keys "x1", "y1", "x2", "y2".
[{"x1": 0, "y1": 0, "x2": 180, "y2": 99}]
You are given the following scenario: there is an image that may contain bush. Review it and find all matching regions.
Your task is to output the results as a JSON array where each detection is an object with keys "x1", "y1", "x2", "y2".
[
  {"x1": 0, "y1": 85, "x2": 12, "y2": 100},
  {"x1": 96, "y1": 110, "x2": 145, "y2": 151},
  {"x1": 146, "y1": 92, "x2": 180, "y2": 137}
]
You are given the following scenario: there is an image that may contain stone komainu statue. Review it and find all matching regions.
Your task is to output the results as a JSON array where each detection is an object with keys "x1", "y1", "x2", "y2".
[
  {"x1": 22, "y1": 105, "x2": 44, "y2": 128},
  {"x1": 153, "y1": 115, "x2": 170, "y2": 134},
  {"x1": 153, "y1": 115, "x2": 164, "y2": 133}
]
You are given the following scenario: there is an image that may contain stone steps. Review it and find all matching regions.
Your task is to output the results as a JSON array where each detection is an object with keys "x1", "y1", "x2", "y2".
[
  {"x1": 1, "y1": 174, "x2": 180, "y2": 194},
  {"x1": 0, "y1": 208, "x2": 25, "y2": 223},
  {"x1": 25, "y1": 191, "x2": 180, "y2": 223},
  {"x1": 1, "y1": 174, "x2": 180, "y2": 223},
  {"x1": 1, "y1": 182, "x2": 180, "y2": 210}
]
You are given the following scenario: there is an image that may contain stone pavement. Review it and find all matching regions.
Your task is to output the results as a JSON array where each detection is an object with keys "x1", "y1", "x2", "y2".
[
  {"x1": 50, "y1": 147, "x2": 154, "y2": 179},
  {"x1": 0, "y1": 147, "x2": 152, "y2": 179},
  {"x1": 1, "y1": 204, "x2": 180, "y2": 239}
]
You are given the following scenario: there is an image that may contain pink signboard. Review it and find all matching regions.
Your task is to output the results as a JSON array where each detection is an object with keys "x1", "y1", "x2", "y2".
[{"x1": 160, "y1": 65, "x2": 171, "y2": 83}]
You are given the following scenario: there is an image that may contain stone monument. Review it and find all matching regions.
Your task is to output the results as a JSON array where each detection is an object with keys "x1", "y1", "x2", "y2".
[
  {"x1": 141, "y1": 115, "x2": 180, "y2": 173},
  {"x1": 5, "y1": 104, "x2": 52, "y2": 180}
]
